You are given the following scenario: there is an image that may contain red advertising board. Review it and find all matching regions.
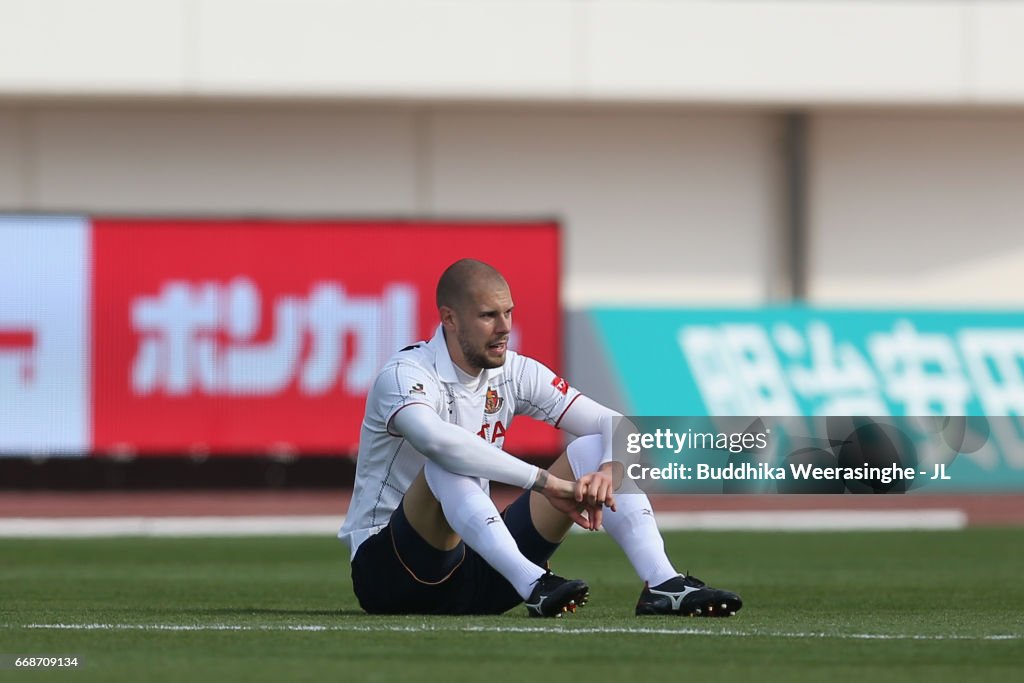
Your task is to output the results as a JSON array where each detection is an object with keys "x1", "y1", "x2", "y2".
[{"x1": 91, "y1": 219, "x2": 562, "y2": 455}]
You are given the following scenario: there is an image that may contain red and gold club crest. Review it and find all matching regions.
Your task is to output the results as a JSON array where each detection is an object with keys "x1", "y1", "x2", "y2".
[{"x1": 484, "y1": 387, "x2": 504, "y2": 414}]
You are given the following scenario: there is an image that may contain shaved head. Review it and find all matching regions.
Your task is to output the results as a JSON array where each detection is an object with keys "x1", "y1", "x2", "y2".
[
  {"x1": 436, "y1": 259, "x2": 514, "y2": 373},
  {"x1": 436, "y1": 258, "x2": 508, "y2": 311}
]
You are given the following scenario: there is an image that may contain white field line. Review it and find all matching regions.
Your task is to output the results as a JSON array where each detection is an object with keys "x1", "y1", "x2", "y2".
[
  {"x1": 0, "y1": 509, "x2": 967, "y2": 538},
  {"x1": 0, "y1": 515, "x2": 342, "y2": 538},
  {"x1": 652, "y1": 510, "x2": 968, "y2": 531},
  {"x1": 10, "y1": 623, "x2": 1020, "y2": 641}
]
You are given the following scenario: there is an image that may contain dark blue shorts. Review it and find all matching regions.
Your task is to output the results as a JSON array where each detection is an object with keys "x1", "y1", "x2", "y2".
[{"x1": 350, "y1": 491, "x2": 560, "y2": 615}]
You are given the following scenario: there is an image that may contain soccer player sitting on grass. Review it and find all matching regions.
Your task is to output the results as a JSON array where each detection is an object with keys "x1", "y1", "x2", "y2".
[{"x1": 339, "y1": 259, "x2": 742, "y2": 617}]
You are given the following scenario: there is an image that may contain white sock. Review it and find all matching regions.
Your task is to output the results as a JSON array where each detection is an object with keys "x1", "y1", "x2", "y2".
[
  {"x1": 424, "y1": 460, "x2": 545, "y2": 599},
  {"x1": 568, "y1": 435, "x2": 679, "y2": 587}
]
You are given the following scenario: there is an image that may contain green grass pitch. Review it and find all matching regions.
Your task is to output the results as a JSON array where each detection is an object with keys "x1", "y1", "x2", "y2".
[{"x1": 2, "y1": 529, "x2": 1022, "y2": 682}]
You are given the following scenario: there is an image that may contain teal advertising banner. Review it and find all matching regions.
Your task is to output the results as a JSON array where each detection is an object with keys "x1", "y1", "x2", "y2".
[{"x1": 589, "y1": 307, "x2": 1024, "y2": 491}]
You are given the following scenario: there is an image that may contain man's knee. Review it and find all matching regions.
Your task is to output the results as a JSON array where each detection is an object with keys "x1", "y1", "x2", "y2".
[
  {"x1": 402, "y1": 468, "x2": 460, "y2": 551},
  {"x1": 566, "y1": 434, "x2": 603, "y2": 478}
]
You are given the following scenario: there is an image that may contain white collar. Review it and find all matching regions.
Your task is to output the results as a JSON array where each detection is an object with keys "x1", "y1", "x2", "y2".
[{"x1": 428, "y1": 324, "x2": 505, "y2": 385}]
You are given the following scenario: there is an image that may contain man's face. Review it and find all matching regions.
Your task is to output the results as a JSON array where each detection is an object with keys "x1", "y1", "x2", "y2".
[{"x1": 445, "y1": 281, "x2": 513, "y2": 373}]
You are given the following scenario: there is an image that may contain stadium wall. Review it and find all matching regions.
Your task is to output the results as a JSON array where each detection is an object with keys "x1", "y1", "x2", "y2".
[
  {"x1": 2, "y1": 105, "x2": 1024, "y2": 308},
  {"x1": 810, "y1": 113, "x2": 1024, "y2": 306},
  {"x1": 0, "y1": 105, "x2": 778, "y2": 307}
]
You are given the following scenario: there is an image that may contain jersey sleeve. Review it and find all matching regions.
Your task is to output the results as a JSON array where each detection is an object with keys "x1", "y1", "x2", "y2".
[
  {"x1": 369, "y1": 361, "x2": 445, "y2": 434},
  {"x1": 511, "y1": 355, "x2": 582, "y2": 427}
]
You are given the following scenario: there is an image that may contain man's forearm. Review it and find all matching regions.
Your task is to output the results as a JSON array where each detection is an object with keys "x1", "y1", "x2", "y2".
[{"x1": 392, "y1": 406, "x2": 540, "y2": 489}]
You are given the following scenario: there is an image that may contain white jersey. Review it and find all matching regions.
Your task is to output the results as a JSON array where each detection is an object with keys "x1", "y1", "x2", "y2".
[{"x1": 338, "y1": 325, "x2": 581, "y2": 558}]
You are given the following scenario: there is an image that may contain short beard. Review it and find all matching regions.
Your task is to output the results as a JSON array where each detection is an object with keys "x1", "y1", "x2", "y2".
[{"x1": 458, "y1": 332, "x2": 504, "y2": 370}]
